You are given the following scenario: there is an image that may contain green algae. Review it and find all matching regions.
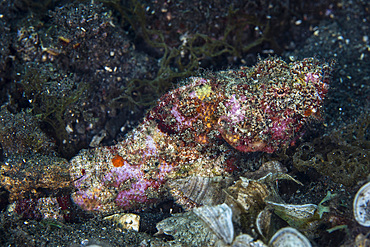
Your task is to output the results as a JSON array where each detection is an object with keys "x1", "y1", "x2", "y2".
[
  {"x1": 100, "y1": 0, "x2": 272, "y2": 107},
  {"x1": 20, "y1": 63, "x2": 88, "y2": 157}
]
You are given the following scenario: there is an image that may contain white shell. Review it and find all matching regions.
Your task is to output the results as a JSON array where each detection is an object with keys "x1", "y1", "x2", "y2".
[
  {"x1": 269, "y1": 227, "x2": 312, "y2": 247},
  {"x1": 265, "y1": 201, "x2": 317, "y2": 221},
  {"x1": 168, "y1": 176, "x2": 232, "y2": 208},
  {"x1": 104, "y1": 213, "x2": 140, "y2": 231},
  {"x1": 353, "y1": 181, "x2": 370, "y2": 227},
  {"x1": 256, "y1": 208, "x2": 272, "y2": 238},
  {"x1": 193, "y1": 203, "x2": 234, "y2": 244},
  {"x1": 232, "y1": 234, "x2": 267, "y2": 247}
]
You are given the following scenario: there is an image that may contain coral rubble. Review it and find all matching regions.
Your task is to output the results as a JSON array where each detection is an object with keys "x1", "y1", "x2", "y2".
[{"x1": 70, "y1": 56, "x2": 332, "y2": 213}]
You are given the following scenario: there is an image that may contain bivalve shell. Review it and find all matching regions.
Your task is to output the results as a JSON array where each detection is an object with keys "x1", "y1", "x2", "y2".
[
  {"x1": 232, "y1": 234, "x2": 267, "y2": 247},
  {"x1": 228, "y1": 177, "x2": 270, "y2": 212},
  {"x1": 244, "y1": 161, "x2": 287, "y2": 180},
  {"x1": 256, "y1": 208, "x2": 273, "y2": 238},
  {"x1": 353, "y1": 181, "x2": 370, "y2": 227},
  {"x1": 265, "y1": 201, "x2": 318, "y2": 229},
  {"x1": 193, "y1": 203, "x2": 234, "y2": 245},
  {"x1": 168, "y1": 176, "x2": 233, "y2": 209},
  {"x1": 269, "y1": 227, "x2": 312, "y2": 247}
]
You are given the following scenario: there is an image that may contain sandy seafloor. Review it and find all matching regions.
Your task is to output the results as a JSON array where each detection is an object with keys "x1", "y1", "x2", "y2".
[{"x1": 0, "y1": 0, "x2": 369, "y2": 246}]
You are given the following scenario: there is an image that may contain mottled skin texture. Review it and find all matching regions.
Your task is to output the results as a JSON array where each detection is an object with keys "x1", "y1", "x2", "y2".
[{"x1": 70, "y1": 57, "x2": 331, "y2": 213}]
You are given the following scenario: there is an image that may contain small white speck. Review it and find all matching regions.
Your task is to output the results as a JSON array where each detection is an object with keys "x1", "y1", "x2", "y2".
[
  {"x1": 104, "y1": 66, "x2": 112, "y2": 72},
  {"x1": 65, "y1": 124, "x2": 73, "y2": 133}
]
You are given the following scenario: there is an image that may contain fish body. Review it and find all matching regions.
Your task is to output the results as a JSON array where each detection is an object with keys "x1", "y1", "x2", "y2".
[{"x1": 70, "y1": 57, "x2": 331, "y2": 213}]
